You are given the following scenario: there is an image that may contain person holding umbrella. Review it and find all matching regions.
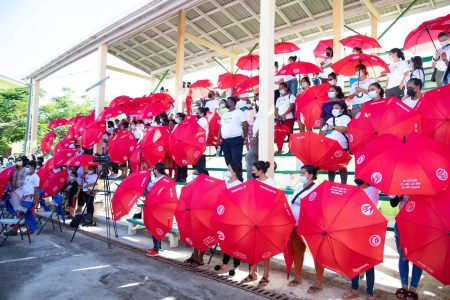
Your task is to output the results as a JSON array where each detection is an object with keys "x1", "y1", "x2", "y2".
[
  {"x1": 367, "y1": 82, "x2": 385, "y2": 101},
  {"x1": 320, "y1": 47, "x2": 334, "y2": 79},
  {"x1": 275, "y1": 82, "x2": 296, "y2": 153},
  {"x1": 385, "y1": 48, "x2": 410, "y2": 100},
  {"x1": 432, "y1": 32, "x2": 450, "y2": 87},
  {"x1": 348, "y1": 64, "x2": 376, "y2": 114}
]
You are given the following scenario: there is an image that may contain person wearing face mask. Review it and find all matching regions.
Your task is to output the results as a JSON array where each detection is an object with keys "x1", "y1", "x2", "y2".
[
  {"x1": 320, "y1": 103, "x2": 351, "y2": 184},
  {"x1": 174, "y1": 113, "x2": 189, "y2": 183},
  {"x1": 348, "y1": 64, "x2": 376, "y2": 114},
  {"x1": 408, "y1": 56, "x2": 425, "y2": 89},
  {"x1": 131, "y1": 120, "x2": 143, "y2": 141},
  {"x1": 244, "y1": 99, "x2": 256, "y2": 150},
  {"x1": 403, "y1": 78, "x2": 423, "y2": 109},
  {"x1": 386, "y1": 48, "x2": 410, "y2": 100},
  {"x1": 432, "y1": 32, "x2": 450, "y2": 87},
  {"x1": 205, "y1": 91, "x2": 220, "y2": 113},
  {"x1": 284, "y1": 56, "x2": 299, "y2": 96},
  {"x1": 214, "y1": 162, "x2": 243, "y2": 275},
  {"x1": 81, "y1": 167, "x2": 98, "y2": 225},
  {"x1": 367, "y1": 82, "x2": 385, "y2": 101},
  {"x1": 320, "y1": 85, "x2": 348, "y2": 127},
  {"x1": 327, "y1": 72, "x2": 338, "y2": 87},
  {"x1": 274, "y1": 61, "x2": 284, "y2": 105},
  {"x1": 287, "y1": 165, "x2": 323, "y2": 293},
  {"x1": 65, "y1": 171, "x2": 80, "y2": 219},
  {"x1": 217, "y1": 99, "x2": 228, "y2": 117},
  {"x1": 9, "y1": 156, "x2": 28, "y2": 212},
  {"x1": 275, "y1": 82, "x2": 296, "y2": 154},
  {"x1": 4, "y1": 156, "x2": 15, "y2": 169},
  {"x1": 193, "y1": 107, "x2": 209, "y2": 172},
  {"x1": 320, "y1": 47, "x2": 334, "y2": 79}
]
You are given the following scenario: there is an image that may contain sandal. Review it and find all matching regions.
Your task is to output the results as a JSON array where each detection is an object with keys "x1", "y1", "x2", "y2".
[
  {"x1": 240, "y1": 274, "x2": 257, "y2": 284},
  {"x1": 213, "y1": 264, "x2": 228, "y2": 271},
  {"x1": 343, "y1": 290, "x2": 359, "y2": 299},
  {"x1": 287, "y1": 279, "x2": 302, "y2": 287},
  {"x1": 307, "y1": 285, "x2": 323, "y2": 294},
  {"x1": 406, "y1": 291, "x2": 419, "y2": 300},
  {"x1": 184, "y1": 258, "x2": 194, "y2": 264},
  {"x1": 257, "y1": 277, "x2": 269, "y2": 288},
  {"x1": 367, "y1": 296, "x2": 376, "y2": 300},
  {"x1": 395, "y1": 288, "x2": 408, "y2": 299}
]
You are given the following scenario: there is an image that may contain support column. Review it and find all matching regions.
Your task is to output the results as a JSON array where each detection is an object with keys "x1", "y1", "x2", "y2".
[
  {"x1": 175, "y1": 10, "x2": 186, "y2": 113},
  {"x1": 332, "y1": 0, "x2": 344, "y2": 61},
  {"x1": 258, "y1": 0, "x2": 275, "y2": 176},
  {"x1": 230, "y1": 52, "x2": 236, "y2": 73},
  {"x1": 29, "y1": 80, "x2": 40, "y2": 154},
  {"x1": 370, "y1": 13, "x2": 378, "y2": 39},
  {"x1": 95, "y1": 43, "x2": 107, "y2": 154}
]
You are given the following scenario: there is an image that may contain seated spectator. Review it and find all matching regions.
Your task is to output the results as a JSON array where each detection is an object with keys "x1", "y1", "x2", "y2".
[
  {"x1": 320, "y1": 85, "x2": 348, "y2": 127},
  {"x1": 403, "y1": 78, "x2": 422, "y2": 109},
  {"x1": 348, "y1": 64, "x2": 376, "y2": 114}
]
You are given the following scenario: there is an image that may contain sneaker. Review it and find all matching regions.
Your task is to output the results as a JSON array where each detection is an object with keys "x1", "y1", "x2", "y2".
[
  {"x1": 3, "y1": 229, "x2": 17, "y2": 236},
  {"x1": 146, "y1": 249, "x2": 159, "y2": 257}
]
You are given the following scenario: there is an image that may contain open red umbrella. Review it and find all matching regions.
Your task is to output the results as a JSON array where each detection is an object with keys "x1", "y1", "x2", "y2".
[
  {"x1": 332, "y1": 54, "x2": 389, "y2": 77},
  {"x1": 299, "y1": 181, "x2": 387, "y2": 279},
  {"x1": 65, "y1": 154, "x2": 99, "y2": 167},
  {"x1": 108, "y1": 130, "x2": 138, "y2": 164},
  {"x1": 206, "y1": 112, "x2": 221, "y2": 147},
  {"x1": 138, "y1": 102, "x2": 172, "y2": 120},
  {"x1": 355, "y1": 133, "x2": 450, "y2": 195},
  {"x1": 48, "y1": 118, "x2": 69, "y2": 129},
  {"x1": 112, "y1": 170, "x2": 150, "y2": 221},
  {"x1": 81, "y1": 121, "x2": 106, "y2": 149},
  {"x1": 396, "y1": 189, "x2": 450, "y2": 285},
  {"x1": 143, "y1": 176, "x2": 178, "y2": 241},
  {"x1": 168, "y1": 120, "x2": 206, "y2": 166},
  {"x1": 274, "y1": 122, "x2": 290, "y2": 152},
  {"x1": 211, "y1": 179, "x2": 295, "y2": 265},
  {"x1": 295, "y1": 83, "x2": 330, "y2": 128},
  {"x1": 0, "y1": 167, "x2": 14, "y2": 196},
  {"x1": 217, "y1": 73, "x2": 249, "y2": 90},
  {"x1": 277, "y1": 61, "x2": 322, "y2": 76},
  {"x1": 141, "y1": 126, "x2": 170, "y2": 166},
  {"x1": 41, "y1": 170, "x2": 69, "y2": 198},
  {"x1": 145, "y1": 93, "x2": 174, "y2": 105},
  {"x1": 52, "y1": 149, "x2": 78, "y2": 168},
  {"x1": 110, "y1": 95, "x2": 133, "y2": 108},
  {"x1": 175, "y1": 174, "x2": 225, "y2": 251},
  {"x1": 68, "y1": 115, "x2": 84, "y2": 125},
  {"x1": 348, "y1": 97, "x2": 422, "y2": 153},
  {"x1": 129, "y1": 148, "x2": 143, "y2": 173},
  {"x1": 66, "y1": 125, "x2": 79, "y2": 142},
  {"x1": 233, "y1": 75, "x2": 259, "y2": 96},
  {"x1": 275, "y1": 41, "x2": 300, "y2": 54},
  {"x1": 41, "y1": 131, "x2": 55, "y2": 156},
  {"x1": 403, "y1": 13, "x2": 450, "y2": 52},
  {"x1": 415, "y1": 85, "x2": 450, "y2": 145},
  {"x1": 339, "y1": 35, "x2": 382, "y2": 51},
  {"x1": 289, "y1": 132, "x2": 352, "y2": 171},
  {"x1": 189, "y1": 80, "x2": 212, "y2": 99},
  {"x1": 96, "y1": 106, "x2": 125, "y2": 122},
  {"x1": 53, "y1": 138, "x2": 73, "y2": 153},
  {"x1": 36, "y1": 157, "x2": 55, "y2": 187},
  {"x1": 73, "y1": 115, "x2": 95, "y2": 137},
  {"x1": 313, "y1": 39, "x2": 333, "y2": 59},
  {"x1": 236, "y1": 54, "x2": 259, "y2": 71}
]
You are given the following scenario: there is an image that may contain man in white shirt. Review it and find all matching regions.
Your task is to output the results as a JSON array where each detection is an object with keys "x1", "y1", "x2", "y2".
[
  {"x1": 205, "y1": 93, "x2": 220, "y2": 113},
  {"x1": 403, "y1": 78, "x2": 423, "y2": 109},
  {"x1": 432, "y1": 32, "x2": 450, "y2": 87},
  {"x1": 236, "y1": 94, "x2": 248, "y2": 110},
  {"x1": 218, "y1": 97, "x2": 248, "y2": 179},
  {"x1": 275, "y1": 82, "x2": 296, "y2": 153}
]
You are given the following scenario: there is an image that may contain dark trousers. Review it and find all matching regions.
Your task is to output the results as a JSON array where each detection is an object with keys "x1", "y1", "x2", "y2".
[
  {"x1": 83, "y1": 191, "x2": 95, "y2": 216},
  {"x1": 152, "y1": 236, "x2": 161, "y2": 251},
  {"x1": 222, "y1": 254, "x2": 241, "y2": 268},
  {"x1": 193, "y1": 155, "x2": 206, "y2": 172},
  {"x1": 176, "y1": 166, "x2": 188, "y2": 180},
  {"x1": 385, "y1": 85, "x2": 403, "y2": 100},
  {"x1": 221, "y1": 136, "x2": 244, "y2": 177},
  {"x1": 328, "y1": 168, "x2": 348, "y2": 184}
]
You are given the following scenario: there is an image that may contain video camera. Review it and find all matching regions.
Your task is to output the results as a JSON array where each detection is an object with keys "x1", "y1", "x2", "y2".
[{"x1": 93, "y1": 154, "x2": 112, "y2": 166}]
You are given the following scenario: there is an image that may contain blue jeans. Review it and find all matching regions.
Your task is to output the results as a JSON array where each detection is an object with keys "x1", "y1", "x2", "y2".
[
  {"x1": 152, "y1": 236, "x2": 161, "y2": 251},
  {"x1": 352, "y1": 267, "x2": 375, "y2": 295},
  {"x1": 222, "y1": 136, "x2": 244, "y2": 177},
  {"x1": 286, "y1": 79, "x2": 298, "y2": 96},
  {"x1": 394, "y1": 224, "x2": 423, "y2": 289}
]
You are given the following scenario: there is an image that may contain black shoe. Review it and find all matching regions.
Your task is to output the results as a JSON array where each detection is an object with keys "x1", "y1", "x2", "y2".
[
  {"x1": 214, "y1": 265, "x2": 221, "y2": 271},
  {"x1": 229, "y1": 269, "x2": 236, "y2": 276}
]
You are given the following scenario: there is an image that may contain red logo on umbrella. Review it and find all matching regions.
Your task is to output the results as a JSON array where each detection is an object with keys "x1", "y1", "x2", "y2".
[
  {"x1": 405, "y1": 201, "x2": 416, "y2": 213},
  {"x1": 436, "y1": 168, "x2": 448, "y2": 181},
  {"x1": 308, "y1": 191, "x2": 317, "y2": 202},
  {"x1": 361, "y1": 204, "x2": 374, "y2": 216},
  {"x1": 217, "y1": 231, "x2": 225, "y2": 241},
  {"x1": 369, "y1": 235, "x2": 382, "y2": 247},
  {"x1": 370, "y1": 172, "x2": 383, "y2": 184},
  {"x1": 216, "y1": 205, "x2": 225, "y2": 215}
]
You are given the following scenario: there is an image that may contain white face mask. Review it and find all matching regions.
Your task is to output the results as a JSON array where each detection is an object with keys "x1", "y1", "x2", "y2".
[
  {"x1": 219, "y1": 104, "x2": 226, "y2": 109},
  {"x1": 246, "y1": 104, "x2": 252, "y2": 108},
  {"x1": 191, "y1": 174, "x2": 198, "y2": 180},
  {"x1": 299, "y1": 175, "x2": 308, "y2": 184},
  {"x1": 355, "y1": 71, "x2": 363, "y2": 78},
  {"x1": 440, "y1": 40, "x2": 449, "y2": 47},
  {"x1": 328, "y1": 91, "x2": 336, "y2": 99},
  {"x1": 332, "y1": 108, "x2": 341, "y2": 117},
  {"x1": 24, "y1": 167, "x2": 30, "y2": 174},
  {"x1": 174, "y1": 117, "x2": 180, "y2": 123},
  {"x1": 279, "y1": 89, "x2": 286, "y2": 95},
  {"x1": 368, "y1": 90, "x2": 378, "y2": 99},
  {"x1": 87, "y1": 170, "x2": 93, "y2": 175},
  {"x1": 224, "y1": 171, "x2": 232, "y2": 180},
  {"x1": 328, "y1": 80, "x2": 336, "y2": 86},
  {"x1": 301, "y1": 82, "x2": 308, "y2": 89}
]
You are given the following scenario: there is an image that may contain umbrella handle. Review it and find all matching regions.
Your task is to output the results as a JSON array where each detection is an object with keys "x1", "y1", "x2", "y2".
[{"x1": 425, "y1": 27, "x2": 439, "y2": 52}]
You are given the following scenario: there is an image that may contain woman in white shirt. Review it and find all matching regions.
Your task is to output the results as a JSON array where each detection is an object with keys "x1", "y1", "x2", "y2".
[
  {"x1": 320, "y1": 47, "x2": 333, "y2": 79},
  {"x1": 194, "y1": 107, "x2": 209, "y2": 172},
  {"x1": 274, "y1": 61, "x2": 284, "y2": 105},
  {"x1": 348, "y1": 64, "x2": 376, "y2": 114},
  {"x1": 402, "y1": 78, "x2": 423, "y2": 109},
  {"x1": 81, "y1": 166, "x2": 98, "y2": 225},
  {"x1": 285, "y1": 55, "x2": 299, "y2": 96},
  {"x1": 275, "y1": 82, "x2": 296, "y2": 154},
  {"x1": 320, "y1": 102, "x2": 351, "y2": 184},
  {"x1": 214, "y1": 162, "x2": 243, "y2": 275},
  {"x1": 367, "y1": 82, "x2": 385, "y2": 101},
  {"x1": 385, "y1": 48, "x2": 410, "y2": 100},
  {"x1": 402, "y1": 56, "x2": 425, "y2": 100},
  {"x1": 241, "y1": 161, "x2": 276, "y2": 288}
]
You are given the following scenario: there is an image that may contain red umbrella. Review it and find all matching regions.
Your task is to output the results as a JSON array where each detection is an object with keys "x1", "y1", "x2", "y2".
[
  {"x1": 141, "y1": 127, "x2": 170, "y2": 166},
  {"x1": 355, "y1": 133, "x2": 450, "y2": 195},
  {"x1": 313, "y1": 39, "x2": 333, "y2": 59},
  {"x1": 233, "y1": 75, "x2": 259, "y2": 96},
  {"x1": 189, "y1": 80, "x2": 212, "y2": 99},
  {"x1": 48, "y1": 118, "x2": 69, "y2": 129},
  {"x1": 0, "y1": 167, "x2": 14, "y2": 196},
  {"x1": 66, "y1": 126, "x2": 79, "y2": 142},
  {"x1": 41, "y1": 131, "x2": 55, "y2": 156},
  {"x1": 396, "y1": 190, "x2": 450, "y2": 285},
  {"x1": 283, "y1": 237, "x2": 295, "y2": 278},
  {"x1": 277, "y1": 61, "x2": 322, "y2": 76},
  {"x1": 108, "y1": 130, "x2": 138, "y2": 164},
  {"x1": 236, "y1": 54, "x2": 259, "y2": 71},
  {"x1": 274, "y1": 122, "x2": 290, "y2": 152},
  {"x1": 289, "y1": 132, "x2": 352, "y2": 171},
  {"x1": 295, "y1": 83, "x2": 330, "y2": 128},
  {"x1": 41, "y1": 170, "x2": 69, "y2": 198},
  {"x1": 67, "y1": 115, "x2": 84, "y2": 125},
  {"x1": 53, "y1": 138, "x2": 73, "y2": 153},
  {"x1": 36, "y1": 157, "x2": 55, "y2": 187},
  {"x1": 137, "y1": 102, "x2": 172, "y2": 120},
  {"x1": 52, "y1": 149, "x2": 78, "y2": 168},
  {"x1": 332, "y1": 54, "x2": 389, "y2": 77},
  {"x1": 211, "y1": 179, "x2": 295, "y2": 265},
  {"x1": 403, "y1": 13, "x2": 450, "y2": 52},
  {"x1": 275, "y1": 41, "x2": 300, "y2": 54},
  {"x1": 65, "y1": 154, "x2": 99, "y2": 167},
  {"x1": 206, "y1": 112, "x2": 221, "y2": 147},
  {"x1": 81, "y1": 121, "x2": 106, "y2": 149},
  {"x1": 339, "y1": 35, "x2": 382, "y2": 51},
  {"x1": 175, "y1": 174, "x2": 225, "y2": 251},
  {"x1": 298, "y1": 181, "x2": 387, "y2": 279},
  {"x1": 145, "y1": 93, "x2": 175, "y2": 105},
  {"x1": 415, "y1": 85, "x2": 450, "y2": 145},
  {"x1": 348, "y1": 97, "x2": 422, "y2": 153},
  {"x1": 73, "y1": 115, "x2": 95, "y2": 137},
  {"x1": 112, "y1": 170, "x2": 150, "y2": 221},
  {"x1": 143, "y1": 176, "x2": 178, "y2": 241},
  {"x1": 217, "y1": 73, "x2": 249, "y2": 90},
  {"x1": 129, "y1": 148, "x2": 144, "y2": 172},
  {"x1": 168, "y1": 120, "x2": 206, "y2": 166},
  {"x1": 110, "y1": 95, "x2": 133, "y2": 108},
  {"x1": 96, "y1": 106, "x2": 125, "y2": 122}
]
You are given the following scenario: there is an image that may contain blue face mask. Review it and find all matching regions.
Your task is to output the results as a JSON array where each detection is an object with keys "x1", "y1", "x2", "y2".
[
  {"x1": 440, "y1": 40, "x2": 449, "y2": 47},
  {"x1": 279, "y1": 89, "x2": 286, "y2": 95},
  {"x1": 328, "y1": 91, "x2": 336, "y2": 99}
]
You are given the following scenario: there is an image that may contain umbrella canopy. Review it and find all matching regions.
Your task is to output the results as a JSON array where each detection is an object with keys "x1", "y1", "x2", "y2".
[
  {"x1": 206, "y1": 112, "x2": 221, "y2": 147},
  {"x1": 403, "y1": 13, "x2": 450, "y2": 52},
  {"x1": 233, "y1": 75, "x2": 259, "y2": 96},
  {"x1": 217, "y1": 73, "x2": 249, "y2": 90},
  {"x1": 175, "y1": 174, "x2": 226, "y2": 251},
  {"x1": 73, "y1": 115, "x2": 95, "y2": 136},
  {"x1": 355, "y1": 133, "x2": 450, "y2": 195},
  {"x1": 396, "y1": 189, "x2": 450, "y2": 285},
  {"x1": 289, "y1": 131, "x2": 352, "y2": 171},
  {"x1": 142, "y1": 93, "x2": 175, "y2": 105},
  {"x1": 80, "y1": 121, "x2": 106, "y2": 149},
  {"x1": 112, "y1": 170, "x2": 150, "y2": 221},
  {"x1": 141, "y1": 126, "x2": 170, "y2": 167},
  {"x1": 274, "y1": 41, "x2": 300, "y2": 54},
  {"x1": 274, "y1": 122, "x2": 290, "y2": 151},
  {"x1": 108, "y1": 130, "x2": 138, "y2": 164},
  {"x1": 298, "y1": 181, "x2": 387, "y2": 279},
  {"x1": 67, "y1": 115, "x2": 84, "y2": 125},
  {"x1": 168, "y1": 120, "x2": 206, "y2": 166},
  {"x1": 65, "y1": 154, "x2": 99, "y2": 167},
  {"x1": 212, "y1": 179, "x2": 295, "y2": 265},
  {"x1": 339, "y1": 35, "x2": 382, "y2": 51},
  {"x1": 415, "y1": 85, "x2": 450, "y2": 145},
  {"x1": 143, "y1": 176, "x2": 178, "y2": 241},
  {"x1": 277, "y1": 61, "x2": 322, "y2": 76},
  {"x1": 137, "y1": 102, "x2": 172, "y2": 120},
  {"x1": 110, "y1": 95, "x2": 133, "y2": 108},
  {"x1": 332, "y1": 54, "x2": 389, "y2": 77},
  {"x1": 189, "y1": 80, "x2": 212, "y2": 99},
  {"x1": 348, "y1": 97, "x2": 422, "y2": 153},
  {"x1": 236, "y1": 54, "x2": 259, "y2": 71},
  {"x1": 41, "y1": 170, "x2": 69, "y2": 198},
  {"x1": 96, "y1": 106, "x2": 125, "y2": 122},
  {"x1": 41, "y1": 131, "x2": 55, "y2": 156},
  {"x1": 53, "y1": 138, "x2": 73, "y2": 153},
  {"x1": 313, "y1": 39, "x2": 333, "y2": 59},
  {"x1": 48, "y1": 118, "x2": 69, "y2": 129},
  {"x1": 65, "y1": 125, "x2": 79, "y2": 142},
  {"x1": 52, "y1": 149, "x2": 78, "y2": 168},
  {"x1": 0, "y1": 167, "x2": 14, "y2": 196},
  {"x1": 36, "y1": 157, "x2": 55, "y2": 187},
  {"x1": 295, "y1": 83, "x2": 330, "y2": 128}
]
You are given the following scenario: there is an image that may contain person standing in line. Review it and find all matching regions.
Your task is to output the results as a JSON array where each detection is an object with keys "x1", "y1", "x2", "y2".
[
  {"x1": 285, "y1": 55, "x2": 299, "y2": 96},
  {"x1": 275, "y1": 82, "x2": 296, "y2": 154},
  {"x1": 385, "y1": 48, "x2": 410, "y2": 100},
  {"x1": 194, "y1": 107, "x2": 209, "y2": 172},
  {"x1": 432, "y1": 32, "x2": 450, "y2": 87}
]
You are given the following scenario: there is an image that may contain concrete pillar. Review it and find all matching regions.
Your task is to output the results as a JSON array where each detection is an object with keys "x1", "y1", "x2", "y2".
[
  {"x1": 332, "y1": 0, "x2": 344, "y2": 61},
  {"x1": 370, "y1": 13, "x2": 378, "y2": 39},
  {"x1": 95, "y1": 43, "x2": 107, "y2": 154},
  {"x1": 258, "y1": 0, "x2": 275, "y2": 176},
  {"x1": 29, "y1": 80, "x2": 40, "y2": 154},
  {"x1": 175, "y1": 10, "x2": 186, "y2": 113}
]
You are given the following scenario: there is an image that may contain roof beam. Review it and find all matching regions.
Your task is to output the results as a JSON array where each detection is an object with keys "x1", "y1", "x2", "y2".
[
  {"x1": 106, "y1": 65, "x2": 153, "y2": 80},
  {"x1": 360, "y1": 0, "x2": 380, "y2": 19},
  {"x1": 185, "y1": 32, "x2": 235, "y2": 57}
]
